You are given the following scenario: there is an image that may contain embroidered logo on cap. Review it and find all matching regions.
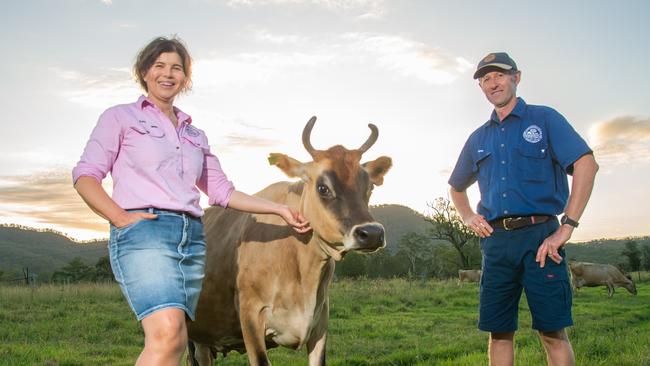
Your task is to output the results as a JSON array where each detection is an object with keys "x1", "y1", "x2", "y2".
[
  {"x1": 483, "y1": 54, "x2": 496, "y2": 62},
  {"x1": 523, "y1": 125, "x2": 543, "y2": 143}
]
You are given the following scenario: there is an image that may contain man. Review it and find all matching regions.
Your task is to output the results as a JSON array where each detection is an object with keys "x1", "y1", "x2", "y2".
[{"x1": 448, "y1": 52, "x2": 598, "y2": 366}]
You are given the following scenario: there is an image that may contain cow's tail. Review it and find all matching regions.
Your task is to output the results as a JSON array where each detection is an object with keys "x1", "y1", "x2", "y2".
[{"x1": 186, "y1": 340, "x2": 199, "y2": 366}]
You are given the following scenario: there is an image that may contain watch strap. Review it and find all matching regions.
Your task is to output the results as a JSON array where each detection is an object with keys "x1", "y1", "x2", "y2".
[{"x1": 561, "y1": 215, "x2": 579, "y2": 228}]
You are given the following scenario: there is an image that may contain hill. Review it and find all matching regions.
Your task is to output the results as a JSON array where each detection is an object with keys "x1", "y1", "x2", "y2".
[
  {"x1": 0, "y1": 225, "x2": 107, "y2": 281},
  {"x1": 565, "y1": 236, "x2": 650, "y2": 266},
  {"x1": 2, "y1": 208, "x2": 648, "y2": 280},
  {"x1": 369, "y1": 204, "x2": 431, "y2": 253}
]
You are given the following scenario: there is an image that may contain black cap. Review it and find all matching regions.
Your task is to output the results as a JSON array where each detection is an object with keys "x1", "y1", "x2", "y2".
[{"x1": 473, "y1": 52, "x2": 518, "y2": 79}]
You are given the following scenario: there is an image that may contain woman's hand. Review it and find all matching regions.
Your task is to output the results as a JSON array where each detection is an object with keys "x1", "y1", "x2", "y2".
[
  {"x1": 277, "y1": 205, "x2": 311, "y2": 234},
  {"x1": 113, "y1": 211, "x2": 158, "y2": 228},
  {"x1": 227, "y1": 191, "x2": 311, "y2": 233}
]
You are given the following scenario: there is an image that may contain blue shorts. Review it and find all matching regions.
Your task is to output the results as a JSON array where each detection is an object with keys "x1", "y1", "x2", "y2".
[
  {"x1": 479, "y1": 218, "x2": 573, "y2": 333},
  {"x1": 109, "y1": 208, "x2": 206, "y2": 321}
]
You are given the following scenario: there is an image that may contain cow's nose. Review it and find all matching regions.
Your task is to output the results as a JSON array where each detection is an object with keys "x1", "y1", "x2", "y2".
[{"x1": 353, "y1": 224, "x2": 385, "y2": 249}]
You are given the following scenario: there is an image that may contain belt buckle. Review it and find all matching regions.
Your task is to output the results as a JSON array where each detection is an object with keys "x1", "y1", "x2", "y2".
[{"x1": 502, "y1": 217, "x2": 513, "y2": 231}]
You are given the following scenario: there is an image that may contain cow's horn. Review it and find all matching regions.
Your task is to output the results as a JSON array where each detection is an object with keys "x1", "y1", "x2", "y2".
[
  {"x1": 302, "y1": 116, "x2": 318, "y2": 157},
  {"x1": 358, "y1": 123, "x2": 378, "y2": 153}
]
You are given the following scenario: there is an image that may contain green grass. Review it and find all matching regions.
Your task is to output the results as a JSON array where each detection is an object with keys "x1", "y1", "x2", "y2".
[{"x1": 1, "y1": 278, "x2": 649, "y2": 365}]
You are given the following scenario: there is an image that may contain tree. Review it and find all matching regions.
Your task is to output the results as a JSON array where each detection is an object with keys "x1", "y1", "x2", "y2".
[
  {"x1": 641, "y1": 244, "x2": 650, "y2": 271},
  {"x1": 621, "y1": 240, "x2": 641, "y2": 281},
  {"x1": 51, "y1": 257, "x2": 94, "y2": 283},
  {"x1": 335, "y1": 252, "x2": 368, "y2": 279},
  {"x1": 94, "y1": 256, "x2": 114, "y2": 282},
  {"x1": 425, "y1": 197, "x2": 479, "y2": 270},
  {"x1": 395, "y1": 232, "x2": 433, "y2": 278}
]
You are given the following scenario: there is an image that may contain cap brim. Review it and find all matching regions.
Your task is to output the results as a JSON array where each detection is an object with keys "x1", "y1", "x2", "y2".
[{"x1": 473, "y1": 63, "x2": 514, "y2": 79}]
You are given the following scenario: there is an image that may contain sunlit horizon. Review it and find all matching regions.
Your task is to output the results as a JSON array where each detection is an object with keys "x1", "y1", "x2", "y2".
[{"x1": 2, "y1": 1, "x2": 649, "y2": 243}]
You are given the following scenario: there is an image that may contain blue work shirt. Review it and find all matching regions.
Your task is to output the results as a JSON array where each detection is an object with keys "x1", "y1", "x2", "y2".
[{"x1": 449, "y1": 98, "x2": 592, "y2": 221}]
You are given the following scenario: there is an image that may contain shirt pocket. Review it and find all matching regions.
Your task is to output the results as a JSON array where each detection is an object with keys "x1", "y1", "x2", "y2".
[
  {"x1": 131, "y1": 120, "x2": 166, "y2": 138},
  {"x1": 182, "y1": 133, "x2": 209, "y2": 179},
  {"x1": 473, "y1": 150, "x2": 493, "y2": 190},
  {"x1": 126, "y1": 122, "x2": 172, "y2": 167},
  {"x1": 516, "y1": 143, "x2": 548, "y2": 182}
]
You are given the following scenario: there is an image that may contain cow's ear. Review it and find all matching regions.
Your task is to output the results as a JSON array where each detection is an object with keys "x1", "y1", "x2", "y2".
[
  {"x1": 362, "y1": 156, "x2": 392, "y2": 186},
  {"x1": 268, "y1": 153, "x2": 309, "y2": 181}
]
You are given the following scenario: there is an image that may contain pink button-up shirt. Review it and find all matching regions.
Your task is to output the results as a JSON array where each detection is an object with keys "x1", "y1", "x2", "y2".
[{"x1": 72, "y1": 96, "x2": 235, "y2": 217}]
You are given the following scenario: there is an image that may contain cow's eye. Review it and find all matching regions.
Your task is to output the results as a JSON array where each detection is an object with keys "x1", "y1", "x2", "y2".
[{"x1": 317, "y1": 184, "x2": 331, "y2": 197}]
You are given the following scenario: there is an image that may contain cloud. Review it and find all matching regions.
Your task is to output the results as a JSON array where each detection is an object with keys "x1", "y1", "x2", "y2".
[
  {"x1": 50, "y1": 66, "x2": 137, "y2": 108},
  {"x1": 227, "y1": 0, "x2": 385, "y2": 18},
  {"x1": 0, "y1": 169, "x2": 110, "y2": 234},
  {"x1": 192, "y1": 51, "x2": 334, "y2": 87},
  {"x1": 193, "y1": 31, "x2": 470, "y2": 89},
  {"x1": 52, "y1": 31, "x2": 470, "y2": 109},
  {"x1": 589, "y1": 116, "x2": 650, "y2": 165},
  {"x1": 343, "y1": 33, "x2": 473, "y2": 84},
  {"x1": 101, "y1": 0, "x2": 112, "y2": 5},
  {"x1": 224, "y1": 134, "x2": 283, "y2": 148},
  {"x1": 253, "y1": 29, "x2": 306, "y2": 45}
]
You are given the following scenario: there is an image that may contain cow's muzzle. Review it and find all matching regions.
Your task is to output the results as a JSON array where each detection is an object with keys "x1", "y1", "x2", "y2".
[{"x1": 351, "y1": 223, "x2": 385, "y2": 252}]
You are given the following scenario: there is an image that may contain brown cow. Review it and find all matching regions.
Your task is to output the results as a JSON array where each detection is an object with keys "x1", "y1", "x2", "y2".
[
  {"x1": 187, "y1": 117, "x2": 392, "y2": 365},
  {"x1": 458, "y1": 269, "x2": 481, "y2": 283},
  {"x1": 568, "y1": 261, "x2": 637, "y2": 297}
]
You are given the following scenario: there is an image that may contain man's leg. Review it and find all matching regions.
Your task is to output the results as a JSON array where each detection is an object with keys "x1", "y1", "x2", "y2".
[
  {"x1": 539, "y1": 329, "x2": 574, "y2": 366},
  {"x1": 489, "y1": 331, "x2": 515, "y2": 366}
]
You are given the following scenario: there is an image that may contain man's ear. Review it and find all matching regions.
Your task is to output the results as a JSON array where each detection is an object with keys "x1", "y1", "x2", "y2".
[
  {"x1": 362, "y1": 156, "x2": 392, "y2": 186},
  {"x1": 268, "y1": 153, "x2": 309, "y2": 181}
]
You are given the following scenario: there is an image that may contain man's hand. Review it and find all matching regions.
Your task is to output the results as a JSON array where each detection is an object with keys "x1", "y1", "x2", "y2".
[
  {"x1": 463, "y1": 213, "x2": 494, "y2": 238},
  {"x1": 536, "y1": 226, "x2": 573, "y2": 267}
]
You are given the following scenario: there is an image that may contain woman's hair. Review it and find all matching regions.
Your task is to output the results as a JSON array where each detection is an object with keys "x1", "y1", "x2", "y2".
[{"x1": 133, "y1": 36, "x2": 193, "y2": 93}]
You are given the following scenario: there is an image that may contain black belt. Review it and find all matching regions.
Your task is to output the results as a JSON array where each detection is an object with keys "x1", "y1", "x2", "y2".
[
  {"x1": 128, "y1": 207, "x2": 201, "y2": 220},
  {"x1": 489, "y1": 215, "x2": 553, "y2": 231}
]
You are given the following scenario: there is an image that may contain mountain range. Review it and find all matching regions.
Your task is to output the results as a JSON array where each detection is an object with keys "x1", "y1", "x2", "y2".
[{"x1": 1, "y1": 204, "x2": 647, "y2": 280}]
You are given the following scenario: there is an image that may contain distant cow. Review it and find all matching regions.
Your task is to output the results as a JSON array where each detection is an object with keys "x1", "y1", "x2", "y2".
[
  {"x1": 187, "y1": 117, "x2": 392, "y2": 365},
  {"x1": 568, "y1": 261, "x2": 637, "y2": 297},
  {"x1": 458, "y1": 269, "x2": 481, "y2": 283}
]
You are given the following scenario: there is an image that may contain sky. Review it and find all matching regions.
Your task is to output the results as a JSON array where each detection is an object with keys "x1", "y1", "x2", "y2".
[{"x1": 1, "y1": 0, "x2": 649, "y2": 241}]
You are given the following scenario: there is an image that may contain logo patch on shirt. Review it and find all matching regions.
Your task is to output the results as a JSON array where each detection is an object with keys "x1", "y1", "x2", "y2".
[
  {"x1": 523, "y1": 125, "x2": 543, "y2": 143},
  {"x1": 186, "y1": 125, "x2": 200, "y2": 137},
  {"x1": 185, "y1": 126, "x2": 201, "y2": 137}
]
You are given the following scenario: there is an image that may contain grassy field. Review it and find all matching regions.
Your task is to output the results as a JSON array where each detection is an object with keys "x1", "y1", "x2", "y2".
[{"x1": 1, "y1": 278, "x2": 648, "y2": 366}]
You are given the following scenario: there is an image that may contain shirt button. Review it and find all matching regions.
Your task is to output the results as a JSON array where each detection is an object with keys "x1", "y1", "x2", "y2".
[
  {"x1": 500, "y1": 143, "x2": 505, "y2": 148},
  {"x1": 504, "y1": 210, "x2": 509, "y2": 214},
  {"x1": 501, "y1": 128, "x2": 505, "y2": 131},
  {"x1": 502, "y1": 193, "x2": 507, "y2": 198},
  {"x1": 501, "y1": 160, "x2": 506, "y2": 164},
  {"x1": 501, "y1": 177, "x2": 506, "y2": 181},
  {"x1": 176, "y1": 146, "x2": 180, "y2": 150}
]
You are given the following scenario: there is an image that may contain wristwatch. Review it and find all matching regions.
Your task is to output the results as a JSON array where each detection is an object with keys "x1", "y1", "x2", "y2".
[{"x1": 561, "y1": 214, "x2": 579, "y2": 228}]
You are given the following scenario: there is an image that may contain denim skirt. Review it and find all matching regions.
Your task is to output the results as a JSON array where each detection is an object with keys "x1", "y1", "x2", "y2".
[{"x1": 108, "y1": 208, "x2": 206, "y2": 321}]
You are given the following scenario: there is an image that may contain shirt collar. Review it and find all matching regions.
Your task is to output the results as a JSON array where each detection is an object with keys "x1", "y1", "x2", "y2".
[
  {"x1": 484, "y1": 97, "x2": 527, "y2": 128},
  {"x1": 136, "y1": 95, "x2": 193, "y2": 125}
]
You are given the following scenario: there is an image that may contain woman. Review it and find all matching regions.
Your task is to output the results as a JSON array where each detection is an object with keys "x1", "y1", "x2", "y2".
[{"x1": 72, "y1": 36, "x2": 310, "y2": 365}]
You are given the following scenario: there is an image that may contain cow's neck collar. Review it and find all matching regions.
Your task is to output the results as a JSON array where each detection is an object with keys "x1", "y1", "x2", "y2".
[{"x1": 313, "y1": 235, "x2": 345, "y2": 261}]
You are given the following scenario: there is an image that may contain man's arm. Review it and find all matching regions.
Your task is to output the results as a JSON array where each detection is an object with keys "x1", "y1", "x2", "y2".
[
  {"x1": 449, "y1": 187, "x2": 493, "y2": 238},
  {"x1": 536, "y1": 154, "x2": 599, "y2": 267}
]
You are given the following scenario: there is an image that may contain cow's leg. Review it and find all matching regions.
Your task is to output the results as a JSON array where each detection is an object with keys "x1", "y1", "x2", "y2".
[
  {"x1": 192, "y1": 343, "x2": 215, "y2": 366},
  {"x1": 239, "y1": 303, "x2": 271, "y2": 366},
  {"x1": 307, "y1": 300, "x2": 329, "y2": 366},
  {"x1": 606, "y1": 282, "x2": 614, "y2": 297}
]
